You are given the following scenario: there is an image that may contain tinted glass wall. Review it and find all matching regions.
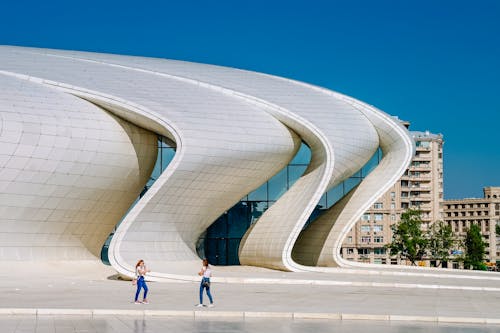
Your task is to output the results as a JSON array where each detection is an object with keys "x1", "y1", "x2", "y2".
[
  {"x1": 203, "y1": 143, "x2": 382, "y2": 265},
  {"x1": 102, "y1": 137, "x2": 382, "y2": 266}
]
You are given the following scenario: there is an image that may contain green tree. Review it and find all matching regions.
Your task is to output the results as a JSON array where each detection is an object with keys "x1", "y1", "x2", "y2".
[
  {"x1": 495, "y1": 223, "x2": 500, "y2": 237},
  {"x1": 463, "y1": 223, "x2": 486, "y2": 270},
  {"x1": 427, "y1": 221, "x2": 455, "y2": 267},
  {"x1": 387, "y1": 209, "x2": 428, "y2": 265}
]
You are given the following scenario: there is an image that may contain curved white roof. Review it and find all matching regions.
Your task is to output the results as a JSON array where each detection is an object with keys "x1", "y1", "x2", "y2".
[{"x1": 0, "y1": 46, "x2": 414, "y2": 279}]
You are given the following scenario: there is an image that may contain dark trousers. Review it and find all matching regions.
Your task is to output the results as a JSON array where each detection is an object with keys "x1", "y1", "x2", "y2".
[
  {"x1": 199, "y1": 277, "x2": 213, "y2": 304},
  {"x1": 135, "y1": 276, "x2": 148, "y2": 301}
]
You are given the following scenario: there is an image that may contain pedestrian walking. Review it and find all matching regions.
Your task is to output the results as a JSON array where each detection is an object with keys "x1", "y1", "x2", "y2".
[
  {"x1": 133, "y1": 259, "x2": 150, "y2": 304},
  {"x1": 196, "y1": 259, "x2": 214, "y2": 307}
]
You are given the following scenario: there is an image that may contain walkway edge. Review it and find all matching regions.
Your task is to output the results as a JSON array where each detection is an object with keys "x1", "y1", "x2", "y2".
[{"x1": 1, "y1": 308, "x2": 499, "y2": 325}]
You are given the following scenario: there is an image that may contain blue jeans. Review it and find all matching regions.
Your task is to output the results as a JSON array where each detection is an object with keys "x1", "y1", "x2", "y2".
[
  {"x1": 135, "y1": 276, "x2": 148, "y2": 301},
  {"x1": 199, "y1": 277, "x2": 213, "y2": 304}
]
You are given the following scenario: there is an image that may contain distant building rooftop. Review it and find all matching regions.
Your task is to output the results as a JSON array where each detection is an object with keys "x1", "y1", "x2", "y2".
[{"x1": 411, "y1": 130, "x2": 443, "y2": 141}]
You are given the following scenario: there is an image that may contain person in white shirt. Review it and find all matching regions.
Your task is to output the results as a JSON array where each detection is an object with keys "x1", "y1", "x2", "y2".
[
  {"x1": 196, "y1": 259, "x2": 214, "y2": 307},
  {"x1": 134, "y1": 259, "x2": 150, "y2": 304}
]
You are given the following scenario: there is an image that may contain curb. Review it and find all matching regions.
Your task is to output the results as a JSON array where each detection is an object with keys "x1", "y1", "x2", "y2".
[{"x1": 1, "y1": 308, "x2": 499, "y2": 325}]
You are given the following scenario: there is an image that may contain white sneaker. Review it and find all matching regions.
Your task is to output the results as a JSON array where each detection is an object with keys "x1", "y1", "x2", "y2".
[
  {"x1": 195, "y1": 304, "x2": 204, "y2": 307},
  {"x1": 208, "y1": 304, "x2": 215, "y2": 308},
  {"x1": 134, "y1": 301, "x2": 142, "y2": 304}
]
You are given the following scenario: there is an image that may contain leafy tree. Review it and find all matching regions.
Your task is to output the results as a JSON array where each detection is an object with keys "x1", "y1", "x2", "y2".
[
  {"x1": 496, "y1": 223, "x2": 500, "y2": 237},
  {"x1": 427, "y1": 221, "x2": 455, "y2": 267},
  {"x1": 463, "y1": 223, "x2": 486, "y2": 270},
  {"x1": 387, "y1": 209, "x2": 428, "y2": 265}
]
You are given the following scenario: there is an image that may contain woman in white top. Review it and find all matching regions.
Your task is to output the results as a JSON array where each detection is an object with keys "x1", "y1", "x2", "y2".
[
  {"x1": 134, "y1": 259, "x2": 150, "y2": 304},
  {"x1": 196, "y1": 259, "x2": 214, "y2": 307}
]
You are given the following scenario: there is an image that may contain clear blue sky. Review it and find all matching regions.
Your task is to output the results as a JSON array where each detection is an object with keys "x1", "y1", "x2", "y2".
[{"x1": 1, "y1": 0, "x2": 499, "y2": 199}]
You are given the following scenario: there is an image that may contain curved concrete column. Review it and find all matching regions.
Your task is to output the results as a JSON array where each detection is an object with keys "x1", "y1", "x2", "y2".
[{"x1": 0, "y1": 74, "x2": 157, "y2": 260}]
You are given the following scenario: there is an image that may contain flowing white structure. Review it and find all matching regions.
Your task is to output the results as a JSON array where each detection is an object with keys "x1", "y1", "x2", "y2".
[{"x1": 0, "y1": 46, "x2": 414, "y2": 279}]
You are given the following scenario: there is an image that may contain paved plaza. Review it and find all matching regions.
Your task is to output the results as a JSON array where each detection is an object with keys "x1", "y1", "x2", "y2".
[
  {"x1": 2, "y1": 315, "x2": 499, "y2": 333},
  {"x1": 2, "y1": 261, "x2": 500, "y2": 326}
]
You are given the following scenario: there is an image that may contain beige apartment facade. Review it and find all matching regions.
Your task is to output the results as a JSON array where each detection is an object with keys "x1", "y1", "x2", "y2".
[
  {"x1": 341, "y1": 129, "x2": 444, "y2": 265},
  {"x1": 443, "y1": 187, "x2": 500, "y2": 265}
]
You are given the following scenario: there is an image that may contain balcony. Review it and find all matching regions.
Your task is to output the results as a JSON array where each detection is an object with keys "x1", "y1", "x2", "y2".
[
  {"x1": 410, "y1": 194, "x2": 432, "y2": 200},
  {"x1": 415, "y1": 146, "x2": 431, "y2": 152},
  {"x1": 410, "y1": 166, "x2": 432, "y2": 172},
  {"x1": 410, "y1": 176, "x2": 432, "y2": 181},
  {"x1": 410, "y1": 204, "x2": 432, "y2": 211},
  {"x1": 413, "y1": 149, "x2": 432, "y2": 161}
]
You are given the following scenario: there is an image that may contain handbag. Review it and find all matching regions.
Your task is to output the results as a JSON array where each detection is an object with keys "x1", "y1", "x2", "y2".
[{"x1": 202, "y1": 280, "x2": 210, "y2": 288}]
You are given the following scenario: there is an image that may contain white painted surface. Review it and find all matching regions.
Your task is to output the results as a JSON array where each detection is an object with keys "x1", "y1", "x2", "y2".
[{"x1": 0, "y1": 46, "x2": 413, "y2": 278}]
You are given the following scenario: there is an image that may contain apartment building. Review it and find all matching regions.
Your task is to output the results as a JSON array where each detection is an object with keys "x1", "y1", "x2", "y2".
[
  {"x1": 443, "y1": 187, "x2": 500, "y2": 265},
  {"x1": 341, "y1": 129, "x2": 444, "y2": 265}
]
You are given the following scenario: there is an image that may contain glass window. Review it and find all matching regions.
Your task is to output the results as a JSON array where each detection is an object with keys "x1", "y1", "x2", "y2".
[
  {"x1": 416, "y1": 141, "x2": 430, "y2": 148},
  {"x1": 390, "y1": 202, "x2": 395, "y2": 209},
  {"x1": 248, "y1": 183, "x2": 268, "y2": 201},
  {"x1": 347, "y1": 248, "x2": 354, "y2": 254},
  {"x1": 374, "y1": 236, "x2": 384, "y2": 243},
  {"x1": 374, "y1": 248, "x2": 386, "y2": 255},
  {"x1": 347, "y1": 236, "x2": 352, "y2": 243},
  {"x1": 358, "y1": 248, "x2": 370, "y2": 255},
  {"x1": 361, "y1": 225, "x2": 371, "y2": 232},
  {"x1": 361, "y1": 236, "x2": 371, "y2": 243},
  {"x1": 227, "y1": 202, "x2": 252, "y2": 238},
  {"x1": 207, "y1": 214, "x2": 228, "y2": 238},
  {"x1": 326, "y1": 185, "x2": 344, "y2": 208},
  {"x1": 289, "y1": 143, "x2": 311, "y2": 165},
  {"x1": 268, "y1": 168, "x2": 287, "y2": 201},
  {"x1": 249, "y1": 201, "x2": 268, "y2": 225},
  {"x1": 288, "y1": 165, "x2": 308, "y2": 188},
  {"x1": 149, "y1": 154, "x2": 162, "y2": 183},
  {"x1": 374, "y1": 213, "x2": 383, "y2": 221},
  {"x1": 374, "y1": 202, "x2": 383, "y2": 209},
  {"x1": 391, "y1": 214, "x2": 396, "y2": 221},
  {"x1": 160, "y1": 147, "x2": 176, "y2": 171},
  {"x1": 361, "y1": 213, "x2": 370, "y2": 221},
  {"x1": 344, "y1": 177, "x2": 362, "y2": 194},
  {"x1": 361, "y1": 148, "x2": 382, "y2": 176},
  {"x1": 373, "y1": 225, "x2": 383, "y2": 232}
]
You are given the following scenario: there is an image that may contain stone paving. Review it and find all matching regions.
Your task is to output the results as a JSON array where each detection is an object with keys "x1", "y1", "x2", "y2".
[
  {"x1": 2, "y1": 261, "x2": 500, "y2": 325},
  {"x1": 2, "y1": 315, "x2": 499, "y2": 333}
]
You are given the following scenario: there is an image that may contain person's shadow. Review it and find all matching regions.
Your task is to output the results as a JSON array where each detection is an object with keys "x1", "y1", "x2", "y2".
[{"x1": 134, "y1": 319, "x2": 146, "y2": 333}]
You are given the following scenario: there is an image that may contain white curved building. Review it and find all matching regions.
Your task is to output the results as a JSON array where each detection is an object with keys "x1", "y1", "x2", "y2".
[{"x1": 0, "y1": 46, "x2": 414, "y2": 279}]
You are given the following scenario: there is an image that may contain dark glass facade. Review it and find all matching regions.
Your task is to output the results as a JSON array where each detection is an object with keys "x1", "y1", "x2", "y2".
[
  {"x1": 102, "y1": 136, "x2": 382, "y2": 266},
  {"x1": 203, "y1": 144, "x2": 382, "y2": 265}
]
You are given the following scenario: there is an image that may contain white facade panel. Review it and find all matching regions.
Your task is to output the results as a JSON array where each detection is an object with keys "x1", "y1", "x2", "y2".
[{"x1": 0, "y1": 46, "x2": 413, "y2": 279}]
